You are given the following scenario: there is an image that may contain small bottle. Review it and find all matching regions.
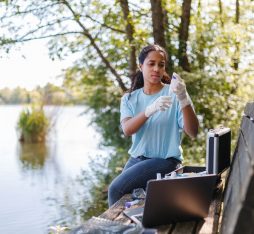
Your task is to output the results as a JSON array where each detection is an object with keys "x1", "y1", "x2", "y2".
[
  {"x1": 156, "y1": 173, "x2": 161, "y2": 180},
  {"x1": 170, "y1": 171, "x2": 176, "y2": 178},
  {"x1": 125, "y1": 199, "x2": 139, "y2": 208}
]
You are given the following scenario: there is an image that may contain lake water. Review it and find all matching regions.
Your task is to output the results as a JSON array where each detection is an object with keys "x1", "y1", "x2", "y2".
[{"x1": 0, "y1": 105, "x2": 110, "y2": 234}]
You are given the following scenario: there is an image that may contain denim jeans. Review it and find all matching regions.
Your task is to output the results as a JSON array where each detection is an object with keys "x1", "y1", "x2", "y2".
[{"x1": 108, "y1": 156, "x2": 181, "y2": 206}]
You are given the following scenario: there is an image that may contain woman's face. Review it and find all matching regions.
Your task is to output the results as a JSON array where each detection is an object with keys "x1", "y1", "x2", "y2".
[{"x1": 140, "y1": 51, "x2": 166, "y2": 85}]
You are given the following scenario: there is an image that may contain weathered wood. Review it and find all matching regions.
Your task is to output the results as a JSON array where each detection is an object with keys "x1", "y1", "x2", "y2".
[
  {"x1": 233, "y1": 205, "x2": 254, "y2": 234},
  {"x1": 220, "y1": 102, "x2": 254, "y2": 234},
  {"x1": 99, "y1": 194, "x2": 132, "y2": 221},
  {"x1": 244, "y1": 102, "x2": 254, "y2": 117},
  {"x1": 172, "y1": 221, "x2": 197, "y2": 234},
  {"x1": 197, "y1": 180, "x2": 224, "y2": 234},
  {"x1": 241, "y1": 117, "x2": 254, "y2": 164},
  {"x1": 156, "y1": 224, "x2": 173, "y2": 234}
]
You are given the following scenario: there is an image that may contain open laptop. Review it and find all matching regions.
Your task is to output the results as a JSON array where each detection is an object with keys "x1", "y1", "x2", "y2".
[{"x1": 123, "y1": 173, "x2": 217, "y2": 228}]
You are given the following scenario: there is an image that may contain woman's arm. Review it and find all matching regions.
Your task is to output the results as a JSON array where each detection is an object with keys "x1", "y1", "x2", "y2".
[
  {"x1": 182, "y1": 105, "x2": 199, "y2": 138},
  {"x1": 121, "y1": 95, "x2": 172, "y2": 136},
  {"x1": 121, "y1": 112, "x2": 148, "y2": 136}
]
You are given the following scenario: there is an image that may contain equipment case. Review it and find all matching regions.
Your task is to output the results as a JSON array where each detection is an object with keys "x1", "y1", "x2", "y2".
[{"x1": 206, "y1": 126, "x2": 231, "y2": 174}]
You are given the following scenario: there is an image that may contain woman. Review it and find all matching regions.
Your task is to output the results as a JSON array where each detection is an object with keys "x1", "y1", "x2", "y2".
[{"x1": 108, "y1": 44, "x2": 199, "y2": 206}]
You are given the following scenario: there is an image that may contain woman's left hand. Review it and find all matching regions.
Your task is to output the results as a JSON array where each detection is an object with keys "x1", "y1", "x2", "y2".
[{"x1": 171, "y1": 72, "x2": 191, "y2": 109}]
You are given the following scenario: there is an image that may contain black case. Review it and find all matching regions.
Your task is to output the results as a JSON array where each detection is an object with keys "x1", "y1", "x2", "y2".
[{"x1": 206, "y1": 127, "x2": 231, "y2": 174}]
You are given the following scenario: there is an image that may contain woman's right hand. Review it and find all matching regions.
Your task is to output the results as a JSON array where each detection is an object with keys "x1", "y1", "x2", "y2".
[{"x1": 145, "y1": 96, "x2": 172, "y2": 118}]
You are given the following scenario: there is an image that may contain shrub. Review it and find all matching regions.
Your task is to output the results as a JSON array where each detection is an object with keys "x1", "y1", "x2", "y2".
[{"x1": 17, "y1": 106, "x2": 49, "y2": 143}]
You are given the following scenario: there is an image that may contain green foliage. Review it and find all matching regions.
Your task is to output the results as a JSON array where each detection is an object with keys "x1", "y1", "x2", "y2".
[
  {"x1": 77, "y1": 149, "x2": 129, "y2": 219},
  {"x1": 0, "y1": 84, "x2": 81, "y2": 105},
  {"x1": 17, "y1": 106, "x2": 49, "y2": 143},
  {"x1": 64, "y1": 64, "x2": 131, "y2": 149}
]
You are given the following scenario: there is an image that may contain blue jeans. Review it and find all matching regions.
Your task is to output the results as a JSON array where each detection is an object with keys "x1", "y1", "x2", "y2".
[{"x1": 108, "y1": 156, "x2": 181, "y2": 206}]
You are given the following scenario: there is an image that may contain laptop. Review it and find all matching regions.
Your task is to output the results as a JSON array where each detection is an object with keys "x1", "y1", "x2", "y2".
[{"x1": 124, "y1": 173, "x2": 217, "y2": 228}]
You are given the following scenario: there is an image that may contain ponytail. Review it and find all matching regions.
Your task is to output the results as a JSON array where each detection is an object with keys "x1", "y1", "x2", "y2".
[{"x1": 128, "y1": 70, "x2": 143, "y2": 99}]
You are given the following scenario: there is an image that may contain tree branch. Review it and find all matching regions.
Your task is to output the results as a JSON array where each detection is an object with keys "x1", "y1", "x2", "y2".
[
  {"x1": 1, "y1": 31, "x2": 83, "y2": 45},
  {"x1": 0, "y1": 2, "x2": 59, "y2": 20},
  {"x1": 84, "y1": 14, "x2": 125, "y2": 34},
  {"x1": 61, "y1": 0, "x2": 127, "y2": 91},
  {"x1": 18, "y1": 17, "x2": 74, "y2": 41}
]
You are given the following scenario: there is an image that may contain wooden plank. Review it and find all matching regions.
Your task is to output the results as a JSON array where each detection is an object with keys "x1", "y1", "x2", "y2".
[
  {"x1": 241, "y1": 116, "x2": 254, "y2": 163},
  {"x1": 243, "y1": 173, "x2": 254, "y2": 208},
  {"x1": 238, "y1": 116, "x2": 254, "y2": 207},
  {"x1": 223, "y1": 146, "x2": 241, "y2": 205},
  {"x1": 237, "y1": 133, "x2": 253, "y2": 198},
  {"x1": 171, "y1": 221, "x2": 197, "y2": 234},
  {"x1": 232, "y1": 205, "x2": 254, "y2": 234},
  {"x1": 156, "y1": 224, "x2": 173, "y2": 234},
  {"x1": 114, "y1": 211, "x2": 132, "y2": 225},
  {"x1": 221, "y1": 109, "x2": 254, "y2": 234},
  {"x1": 99, "y1": 194, "x2": 132, "y2": 220},
  {"x1": 196, "y1": 178, "x2": 224, "y2": 234},
  {"x1": 223, "y1": 117, "x2": 253, "y2": 209},
  {"x1": 221, "y1": 140, "x2": 242, "y2": 234},
  {"x1": 244, "y1": 102, "x2": 254, "y2": 118},
  {"x1": 228, "y1": 204, "x2": 254, "y2": 234}
]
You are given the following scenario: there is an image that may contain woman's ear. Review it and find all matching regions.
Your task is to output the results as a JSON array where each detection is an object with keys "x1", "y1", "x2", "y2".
[{"x1": 139, "y1": 64, "x2": 142, "y2": 71}]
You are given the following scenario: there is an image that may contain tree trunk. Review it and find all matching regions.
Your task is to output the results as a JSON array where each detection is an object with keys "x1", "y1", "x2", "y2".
[
  {"x1": 150, "y1": 0, "x2": 166, "y2": 48},
  {"x1": 196, "y1": 0, "x2": 205, "y2": 69},
  {"x1": 218, "y1": 0, "x2": 224, "y2": 28},
  {"x1": 178, "y1": 0, "x2": 192, "y2": 72},
  {"x1": 119, "y1": 0, "x2": 137, "y2": 78},
  {"x1": 235, "y1": 0, "x2": 240, "y2": 24},
  {"x1": 233, "y1": 0, "x2": 240, "y2": 70},
  {"x1": 163, "y1": 7, "x2": 174, "y2": 75}
]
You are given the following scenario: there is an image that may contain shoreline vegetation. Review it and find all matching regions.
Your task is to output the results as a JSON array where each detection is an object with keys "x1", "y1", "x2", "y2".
[
  {"x1": 1, "y1": 84, "x2": 80, "y2": 143},
  {"x1": 0, "y1": 83, "x2": 83, "y2": 106},
  {"x1": 17, "y1": 105, "x2": 49, "y2": 143}
]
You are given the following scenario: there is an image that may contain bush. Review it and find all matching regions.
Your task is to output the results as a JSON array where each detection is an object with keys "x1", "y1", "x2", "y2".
[{"x1": 17, "y1": 106, "x2": 49, "y2": 143}]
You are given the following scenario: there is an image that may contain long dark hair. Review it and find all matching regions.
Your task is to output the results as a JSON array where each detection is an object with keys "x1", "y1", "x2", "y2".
[{"x1": 128, "y1": 44, "x2": 171, "y2": 96}]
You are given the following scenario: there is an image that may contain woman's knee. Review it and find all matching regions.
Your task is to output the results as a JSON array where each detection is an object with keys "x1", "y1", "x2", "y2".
[{"x1": 108, "y1": 177, "x2": 124, "y2": 206}]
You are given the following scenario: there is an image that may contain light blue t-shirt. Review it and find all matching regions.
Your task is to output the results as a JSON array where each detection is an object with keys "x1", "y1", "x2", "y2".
[{"x1": 120, "y1": 84, "x2": 184, "y2": 161}]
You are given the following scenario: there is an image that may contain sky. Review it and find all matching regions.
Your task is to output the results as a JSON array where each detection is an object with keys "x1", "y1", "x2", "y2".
[{"x1": 1, "y1": 40, "x2": 73, "y2": 90}]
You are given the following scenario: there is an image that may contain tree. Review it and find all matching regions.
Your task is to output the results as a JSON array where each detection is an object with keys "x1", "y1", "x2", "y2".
[
  {"x1": 119, "y1": 0, "x2": 137, "y2": 77},
  {"x1": 1, "y1": 0, "x2": 128, "y2": 91},
  {"x1": 178, "y1": 0, "x2": 192, "y2": 72},
  {"x1": 233, "y1": 0, "x2": 240, "y2": 70},
  {"x1": 150, "y1": 0, "x2": 166, "y2": 48}
]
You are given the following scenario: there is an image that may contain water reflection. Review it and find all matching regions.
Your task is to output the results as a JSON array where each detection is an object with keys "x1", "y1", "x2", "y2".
[
  {"x1": 0, "y1": 105, "x2": 110, "y2": 234},
  {"x1": 17, "y1": 142, "x2": 48, "y2": 170}
]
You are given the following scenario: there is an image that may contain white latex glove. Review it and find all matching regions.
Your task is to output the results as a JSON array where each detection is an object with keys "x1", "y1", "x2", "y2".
[
  {"x1": 145, "y1": 96, "x2": 172, "y2": 118},
  {"x1": 170, "y1": 72, "x2": 191, "y2": 109}
]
